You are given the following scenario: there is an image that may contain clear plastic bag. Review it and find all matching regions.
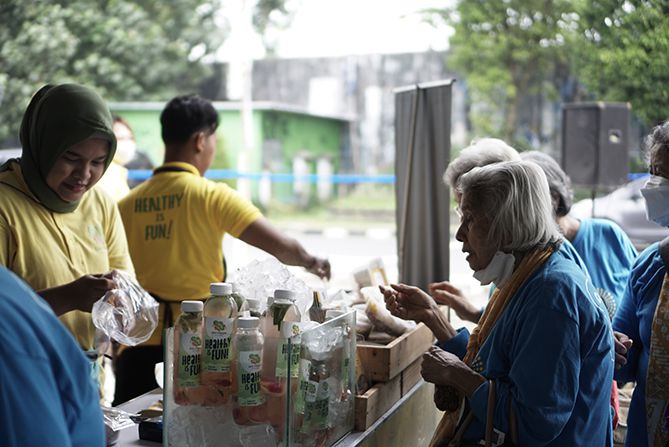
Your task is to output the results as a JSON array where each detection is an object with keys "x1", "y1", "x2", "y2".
[{"x1": 92, "y1": 270, "x2": 159, "y2": 346}]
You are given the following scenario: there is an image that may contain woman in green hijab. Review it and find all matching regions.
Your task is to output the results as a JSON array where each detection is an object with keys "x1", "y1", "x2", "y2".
[{"x1": 0, "y1": 83, "x2": 134, "y2": 372}]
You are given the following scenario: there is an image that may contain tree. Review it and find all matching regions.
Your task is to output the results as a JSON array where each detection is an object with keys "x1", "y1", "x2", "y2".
[
  {"x1": 575, "y1": 0, "x2": 669, "y2": 127},
  {"x1": 425, "y1": 1, "x2": 579, "y2": 148}
]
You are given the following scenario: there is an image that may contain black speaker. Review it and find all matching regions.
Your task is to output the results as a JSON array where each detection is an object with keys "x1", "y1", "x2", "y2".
[{"x1": 561, "y1": 102, "x2": 630, "y2": 188}]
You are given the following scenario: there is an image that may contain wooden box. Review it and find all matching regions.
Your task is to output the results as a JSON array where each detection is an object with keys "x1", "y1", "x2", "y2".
[
  {"x1": 354, "y1": 357, "x2": 424, "y2": 431},
  {"x1": 357, "y1": 321, "x2": 435, "y2": 382}
]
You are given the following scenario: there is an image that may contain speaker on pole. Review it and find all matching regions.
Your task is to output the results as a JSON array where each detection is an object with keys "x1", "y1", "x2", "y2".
[{"x1": 561, "y1": 102, "x2": 630, "y2": 188}]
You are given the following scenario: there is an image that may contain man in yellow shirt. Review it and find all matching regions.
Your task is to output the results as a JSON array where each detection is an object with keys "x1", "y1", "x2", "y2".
[{"x1": 115, "y1": 94, "x2": 330, "y2": 403}]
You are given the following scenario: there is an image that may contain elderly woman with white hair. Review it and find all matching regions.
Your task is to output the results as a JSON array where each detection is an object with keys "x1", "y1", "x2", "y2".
[
  {"x1": 429, "y1": 140, "x2": 591, "y2": 325},
  {"x1": 381, "y1": 160, "x2": 614, "y2": 446}
]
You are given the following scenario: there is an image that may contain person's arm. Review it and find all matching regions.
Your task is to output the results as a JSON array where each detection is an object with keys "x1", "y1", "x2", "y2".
[
  {"x1": 239, "y1": 217, "x2": 331, "y2": 279},
  {"x1": 612, "y1": 273, "x2": 642, "y2": 383},
  {"x1": 429, "y1": 281, "x2": 483, "y2": 323},
  {"x1": 37, "y1": 274, "x2": 116, "y2": 316}
]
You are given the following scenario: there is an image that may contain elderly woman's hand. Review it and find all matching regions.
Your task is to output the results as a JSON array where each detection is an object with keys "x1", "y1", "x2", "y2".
[
  {"x1": 613, "y1": 331, "x2": 633, "y2": 370},
  {"x1": 380, "y1": 283, "x2": 438, "y2": 324},
  {"x1": 428, "y1": 281, "x2": 483, "y2": 323},
  {"x1": 421, "y1": 346, "x2": 486, "y2": 398}
]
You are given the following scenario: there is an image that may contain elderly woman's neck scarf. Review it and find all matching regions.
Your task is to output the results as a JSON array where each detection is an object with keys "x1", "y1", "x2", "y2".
[
  {"x1": 6, "y1": 83, "x2": 116, "y2": 213},
  {"x1": 430, "y1": 245, "x2": 555, "y2": 447},
  {"x1": 646, "y1": 273, "x2": 669, "y2": 446}
]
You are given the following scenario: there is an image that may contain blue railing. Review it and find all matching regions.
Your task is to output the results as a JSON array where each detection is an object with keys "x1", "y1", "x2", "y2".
[{"x1": 128, "y1": 170, "x2": 648, "y2": 184}]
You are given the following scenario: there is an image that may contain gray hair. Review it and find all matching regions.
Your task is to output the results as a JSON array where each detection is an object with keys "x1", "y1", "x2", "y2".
[
  {"x1": 520, "y1": 151, "x2": 573, "y2": 217},
  {"x1": 459, "y1": 160, "x2": 561, "y2": 253},
  {"x1": 444, "y1": 138, "x2": 520, "y2": 190},
  {"x1": 644, "y1": 120, "x2": 669, "y2": 168}
]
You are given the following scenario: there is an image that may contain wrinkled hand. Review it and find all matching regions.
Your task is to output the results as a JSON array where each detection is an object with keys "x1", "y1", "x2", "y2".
[
  {"x1": 428, "y1": 281, "x2": 482, "y2": 323},
  {"x1": 421, "y1": 346, "x2": 485, "y2": 397},
  {"x1": 306, "y1": 257, "x2": 331, "y2": 280},
  {"x1": 69, "y1": 272, "x2": 117, "y2": 312},
  {"x1": 380, "y1": 283, "x2": 437, "y2": 325},
  {"x1": 613, "y1": 331, "x2": 633, "y2": 370}
]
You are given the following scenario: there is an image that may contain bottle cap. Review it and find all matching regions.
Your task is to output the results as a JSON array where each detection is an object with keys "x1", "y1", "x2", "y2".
[
  {"x1": 210, "y1": 282, "x2": 232, "y2": 295},
  {"x1": 267, "y1": 296, "x2": 274, "y2": 307},
  {"x1": 181, "y1": 300, "x2": 203, "y2": 313},
  {"x1": 246, "y1": 298, "x2": 260, "y2": 310},
  {"x1": 230, "y1": 282, "x2": 241, "y2": 292},
  {"x1": 237, "y1": 317, "x2": 260, "y2": 329},
  {"x1": 274, "y1": 289, "x2": 295, "y2": 301}
]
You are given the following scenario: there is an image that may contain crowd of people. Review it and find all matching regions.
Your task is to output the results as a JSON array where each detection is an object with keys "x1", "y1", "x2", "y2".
[{"x1": 0, "y1": 82, "x2": 668, "y2": 447}]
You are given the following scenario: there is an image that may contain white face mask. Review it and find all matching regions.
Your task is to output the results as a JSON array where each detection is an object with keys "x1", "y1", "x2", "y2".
[
  {"x1": 640, "y1": 175, "x2": 669, "y2": 227},
  {"x1": 114, "y1": 140, "x2": 137, "y2": 165},
  {"x1": 473, "y1": 251, "x2": 516, "y2": 289}
]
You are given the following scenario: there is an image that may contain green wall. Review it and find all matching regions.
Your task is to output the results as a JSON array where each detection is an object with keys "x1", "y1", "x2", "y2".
[{"x1": 110, "y1": 103, "x2": 347, "y2": 204}]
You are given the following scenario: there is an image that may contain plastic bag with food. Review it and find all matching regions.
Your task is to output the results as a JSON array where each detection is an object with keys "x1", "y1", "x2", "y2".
[
  {"x1": 360, "y1": 286, "x2": 415, "y2": 336},
  {"x1": 92, "y1": 270, "x2": 159, "y2": 346}
]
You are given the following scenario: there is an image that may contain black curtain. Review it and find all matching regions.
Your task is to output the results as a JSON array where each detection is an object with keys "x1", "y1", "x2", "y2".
[{"x1": 394, "y1": 80, "x2": 453, "y2": 291}]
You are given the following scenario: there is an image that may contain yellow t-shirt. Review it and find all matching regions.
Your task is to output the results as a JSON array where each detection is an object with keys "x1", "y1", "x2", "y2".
[
  {"x1": 0, "y1": 162, "x2": 134, "y2": 349},
  {"x1": 118, "y1": 161, "x2": 262, "y2": 345}
]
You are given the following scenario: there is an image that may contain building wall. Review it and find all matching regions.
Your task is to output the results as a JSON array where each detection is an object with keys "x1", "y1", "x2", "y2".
[{"x1": 250, "y1": 51, "x2": 467, "y2": 174}]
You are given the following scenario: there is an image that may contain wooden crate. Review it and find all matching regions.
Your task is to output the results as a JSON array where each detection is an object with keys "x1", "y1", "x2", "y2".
[
  {"x1": 357, "y1": 321, "x2": 435, "y2": 382},
  {"x1": 354, "y1": 357, "x2": 424, "y2": 431}
]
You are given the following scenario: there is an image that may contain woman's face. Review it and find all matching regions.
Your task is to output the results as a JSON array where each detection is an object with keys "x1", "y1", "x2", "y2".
[
  {"x1": 455, "y1": 192, "x2": 497, "y2": 271},
  {"x1": 46, "y1": 138, "x2": 109, "y2": 202},
  {"x1": 650, "y1": 151, "x2": 669, "y2": 180}
]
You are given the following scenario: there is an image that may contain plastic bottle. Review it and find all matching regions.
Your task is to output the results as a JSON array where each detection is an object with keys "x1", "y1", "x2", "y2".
[
  {"x1": 261, "y1": 289, "x2": 302, "y2": 431},
  {"x1": 231, "y1": 282, "x2": 249, "y2": 313},
  {"x1": 201, "y1": 282, "x2": 238, "y2": 405},
  {"x1": 232, "y1": 317, "x2": 266, "y2": 425},
  {"x1": 173, "y1": 300, "x2": 205, "y2": 406},
  {"x1": 309, "y1": 290, "x2": 326, "y2": 323},
  {"x1": 298, "y1": 352, "x2": 331, "y2": 445},
  {"x1": 247, "y1": 298, "x2": 262, "y2": 318}
]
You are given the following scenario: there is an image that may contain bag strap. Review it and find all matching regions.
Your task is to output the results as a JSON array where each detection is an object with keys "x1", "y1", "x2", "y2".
[{"x1": 485, "y1": 380, "x2": 497, "y2": 446}]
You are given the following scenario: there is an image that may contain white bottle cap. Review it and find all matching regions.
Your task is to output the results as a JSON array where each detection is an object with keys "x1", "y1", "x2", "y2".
[
  {"x1": 237, "y1": 317, "x2": 260, "y2": 329},
  {"x1": 181, "y1": 300, "x2": 203, "y2": 313},
  {"x1": 274, "y1": 289, "x2": 295, "y2": 301},
  {"x1": 210, "y1": 282, "x2": 232, "y2": 295},
  {"x1": 246, "y1": 298, "x2": 260, "y2": 310},
  {"x1": 230, "y1": 282, "x2": 241, "y2": 292}
]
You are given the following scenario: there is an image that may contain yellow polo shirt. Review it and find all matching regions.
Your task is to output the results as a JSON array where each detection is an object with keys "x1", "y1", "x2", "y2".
[
  {"x1": 0, "y1": 162, "x2": 134, "y2": 349},
  {"x1": 118, "y1": 161, "x2": 262, "y2": 345}
]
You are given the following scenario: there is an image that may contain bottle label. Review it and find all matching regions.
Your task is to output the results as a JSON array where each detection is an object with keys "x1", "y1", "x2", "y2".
[
  {"x1": 275, "y1": 339, "x2": 301, "y2": 378},
  {"x1": 304, "y1": 379, "x2": 329, "y2": 430},
  {"x1": 203, "y1": 317, "x2": 233, "y2": 372},
  {"x1": 295, "y1": 359, "x2": 310, "y2": 414},
  {"x1": 178, "y1": 330, "x2": 201, "y2": 387},
  {"x1": 238, "y1": 350, "x2": 264, "y2": 406}
]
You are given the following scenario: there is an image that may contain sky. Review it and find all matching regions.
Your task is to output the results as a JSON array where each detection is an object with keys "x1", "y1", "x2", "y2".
[{"x1": 217, "y1": 0, "x2": 452, "y2": 61}]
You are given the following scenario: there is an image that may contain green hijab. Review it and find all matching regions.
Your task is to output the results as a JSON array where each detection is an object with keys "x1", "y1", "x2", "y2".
[{"x1": 16, "y1": 83, "x2": 116, "y2": 213}]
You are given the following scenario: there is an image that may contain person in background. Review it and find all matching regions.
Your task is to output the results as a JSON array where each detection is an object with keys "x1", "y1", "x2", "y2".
[
  {"x1": 614, "y1": 119, "x2": 669, "y2": 447},
  {"x1": 0, "y1": 83, "x2": 134, "y2": 388},
  {"x1": 97, "y1": 115, "x2": 134, "y2": 201},
  {"x1": 382, "y1": 161, "x2": 613, "y2": 446},
  {"x1": 114, "y1": 94, "x2": 331, "y2": 404},
  {"x1": 0, "y1": 266, "x2": 104, "y2": 447},
  {"x1": 521, "y1": 151, "x2": 638, "y2": 317}
]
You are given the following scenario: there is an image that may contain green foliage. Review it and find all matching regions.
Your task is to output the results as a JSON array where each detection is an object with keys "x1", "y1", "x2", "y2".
[
  {"x1": 574, "y1": 0, "x2": 669, "y2": 127},
  {"x1": 426, "y1": 1, "x2": 578, "y2": 144},
  {"x1": 0, "y1": 0, "x2": 227, "y2": 145}
]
